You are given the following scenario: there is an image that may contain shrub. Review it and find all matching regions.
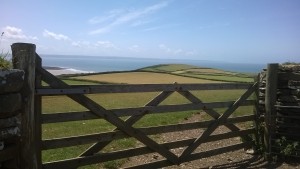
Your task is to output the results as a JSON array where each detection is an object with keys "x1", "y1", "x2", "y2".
[
  {"x1": 275, "y1": 136, "x2": 299, "y2": 156},
  {"x1": 0, "y1": 52, "x2": 12, "y2": 70}
]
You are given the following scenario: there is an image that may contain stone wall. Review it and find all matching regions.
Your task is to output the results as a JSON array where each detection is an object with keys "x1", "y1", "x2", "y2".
[
  {"x1": 258, "y1": 64, "x2": 300, "y2": 157},
  {"x1": 276, "y1": 65, "x2": 300, "y2": 140},
  {"x1": 0, "y1": 69, "x2": 24, "y2": 169}
]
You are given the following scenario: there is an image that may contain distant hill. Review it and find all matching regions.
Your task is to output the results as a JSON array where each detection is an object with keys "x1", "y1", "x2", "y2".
[
  {"x1": 138, "y1": 64, "x2": 254, "y2": 83},
  {"x1": 63, "y1": 64, "x2": 255, "y2": 84}
]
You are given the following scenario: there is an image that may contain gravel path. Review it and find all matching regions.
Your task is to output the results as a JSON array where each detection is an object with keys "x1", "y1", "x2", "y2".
[{"x1": 121, "y1": 113, "x2": 300, "y2": 169}]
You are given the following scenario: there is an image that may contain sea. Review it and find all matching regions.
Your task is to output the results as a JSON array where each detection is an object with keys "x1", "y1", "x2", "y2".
[{"x1": 40, "y1": 54, "x2": 266, "y2": 74}]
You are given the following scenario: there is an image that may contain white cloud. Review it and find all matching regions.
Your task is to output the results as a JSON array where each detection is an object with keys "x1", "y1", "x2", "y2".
[
  {"x1": 186, "y1": 51, "x2": 196, "y2": 56},
  {"x1": 29, "y1": 36, "x2": 38, "y2": 40},
  {"x1": 2, "y1": 26, "x2": 38, "y2": 40},
  {"x1": 43, "y1": 29, "x2": 70, "y2": 41},
  {"x1": 94, "y1": 41, "x2": 117, "y2": 49},
  {"x1": 89, "y1": 9, "x2": 124, "y2": 24},
  {"x1": 70, "y1": 40, "x2": 118, "y2": 50},
  {"x1": 71, "y1": 42, "x2": 79, "y2": 47},
  {"x1": 129, "y1": 45, "x2": 140, "y2": 52},
  {"x1": 199, "y1": 22, "x2": 230, "y2": 30},
  {"x1": 89, "y1": 1, "x2": 168, "y2": 34},
  {"x1": 131, "y1": 20, "x2": 152, "y2": 27},
  {"x1": 159, "y1": 44, "x2": 171, "y2": 53},
  {"x1": 143, "y1": 26, "x2": 161, "y2": 32},
  {"x1": 159, "y1": 44, "x2": 195, "y2": 56},
  {"x1": 89, "y1": 27, "x2": 111, "y2": 34},
  {"x1": 174, "y1": 49, "x2": 183, "y2": 55},
  {"x1": 71, "y1": 41, "x2": 91, "y2": 48}
]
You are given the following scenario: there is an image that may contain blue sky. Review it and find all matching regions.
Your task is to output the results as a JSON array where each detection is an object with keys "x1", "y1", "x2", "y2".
[{"x1": 1, "y1": 0, "x2": 299, "y2": 63}]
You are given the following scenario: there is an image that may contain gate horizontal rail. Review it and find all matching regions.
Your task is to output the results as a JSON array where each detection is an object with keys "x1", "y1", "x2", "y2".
[
  {"x1": 36, "y1": 83, "x2": 253, "y2": 95},
  {"x1": 42, "y1": 100, "x2": 254, "y2": 123},
  {"x1": 42, "y1": 115, "x2": 255, "y2": 150}
]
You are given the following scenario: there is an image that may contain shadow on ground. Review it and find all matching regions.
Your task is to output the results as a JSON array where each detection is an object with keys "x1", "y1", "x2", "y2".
[{"x1": 198, "y1": 155, "x2": 300, "y2": 169}]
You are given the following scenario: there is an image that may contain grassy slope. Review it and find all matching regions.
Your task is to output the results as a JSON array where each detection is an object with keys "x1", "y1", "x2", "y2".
[
  {"x1": 140, "y1": 64, "x2": 200, "y2": 72},
  {"x1": 139, "y1": 64, "x2": 254, "y2": 83},
  {"x1": 42, "y1": 64, "x2": 255, "y2": 168}
]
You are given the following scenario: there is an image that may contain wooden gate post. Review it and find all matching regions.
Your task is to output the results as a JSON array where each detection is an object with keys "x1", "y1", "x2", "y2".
[
  {"x1": 253, "y1": 73, "x2": 260, "y2": 150},
  {"x1": 11, "y1": 43, "x2": 38, "y2": 169},
  {"x1": 264, "y1": 63, "x2": 278, "y2": 160}
]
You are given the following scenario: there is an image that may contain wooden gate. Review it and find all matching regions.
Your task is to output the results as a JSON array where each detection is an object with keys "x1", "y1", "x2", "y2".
[{"x1": 31, "y1": 53, "x2": 258, "y2": 168}]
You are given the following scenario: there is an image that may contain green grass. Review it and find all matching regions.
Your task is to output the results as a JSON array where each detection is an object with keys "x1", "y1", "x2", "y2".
[
  {"x1": 139, "y1": 64, "x2": 200, "y2": 72},
  {"x1": 61, "y1": 79, "x2": 102, "y2": 85},
  {"x1": 139, "y1": 64, "x2": 254, "y2": 83},
  {"x1": 179, "y1": 73, "x2": 254, "y2": 83},
  {"x1": 41, "y1": 65, "x2": 256, "y2": 168},
  {"x1": 42, "y1": 79, "x2": 102, "y2": 86},
  {"x1": 0, "y1": 52, "x2": 12, "y2": 69}
]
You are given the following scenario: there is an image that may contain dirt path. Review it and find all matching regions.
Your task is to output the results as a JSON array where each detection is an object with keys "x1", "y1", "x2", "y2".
[{"x1": 121, "y1": 113, "x2": 300, "y2": 169}]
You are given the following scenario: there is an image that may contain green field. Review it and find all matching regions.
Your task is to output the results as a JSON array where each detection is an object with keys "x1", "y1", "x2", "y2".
[
  {"x1": 70, "y1": 71, "x2": 219, "y2": 84},
  {"x1": 42, "y1": 64, "x2": 256, "y2": 169},
  {"x1": 139, "y1": 64, "x2": 254, "y2": 83}
]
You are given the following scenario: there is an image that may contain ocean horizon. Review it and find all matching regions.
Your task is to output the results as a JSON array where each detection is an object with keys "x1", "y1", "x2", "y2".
[{"x1": 40, "y1": 54, "x2": 266, "y2": 74}]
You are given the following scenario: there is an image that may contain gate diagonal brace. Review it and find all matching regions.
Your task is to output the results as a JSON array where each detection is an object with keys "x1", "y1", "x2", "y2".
[
  {"x1": 80, "y1": 90, "x2": 174, "y2": 156},
  {"x1": 38, "y1": 67, "x2": 179, "y2": 165},
  {"x1": 178, "y1": 91, "x2": 253, "y2": 142},
  {"x1": 179, "y1": 83, "x2": 257, "y2": 161}
]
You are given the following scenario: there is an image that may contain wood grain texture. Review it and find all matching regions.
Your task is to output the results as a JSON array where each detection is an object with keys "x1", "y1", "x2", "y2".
[
  {"x1": 264, "y1": 64, "x2": 278, "y2": 160},
  {"x1": 36, "y1": 83, "x2": 253, "y2": 95},
  {"x1": 12, "y1": 43, "x2": 38, "y2": 169}
]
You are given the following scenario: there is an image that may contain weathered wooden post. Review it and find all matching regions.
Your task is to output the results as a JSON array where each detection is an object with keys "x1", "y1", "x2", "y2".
[
  {"x1": 35, "y1": 54, "x2": 42, "y2": 169},
  {"x1": 253, "y1": 73, "x2": 260, "y2": 150},
  {"x1": 264, "y1": 63, "x2": 278, "y2": 160},
  {"x1": 11, "y1": 43, "x2": 38, "y2": 169}
]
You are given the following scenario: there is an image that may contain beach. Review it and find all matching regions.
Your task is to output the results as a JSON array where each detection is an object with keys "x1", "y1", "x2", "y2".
[{"x1": 44, "y1": 66, "x2": 93, "y2": 76}]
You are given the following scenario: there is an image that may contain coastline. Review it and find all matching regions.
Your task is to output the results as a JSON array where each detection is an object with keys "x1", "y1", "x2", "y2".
[{"x1": 44, "y1": 66, "x2": 94, "y2": 76}]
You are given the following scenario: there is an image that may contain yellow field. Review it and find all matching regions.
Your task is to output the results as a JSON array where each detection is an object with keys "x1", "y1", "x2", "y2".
[
  {"x1": 174, "y1": 68, "x2": 236, "y2": 75},
  {"x1": 72, "y1": 72, "x2": 218, "y2": 84}
]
